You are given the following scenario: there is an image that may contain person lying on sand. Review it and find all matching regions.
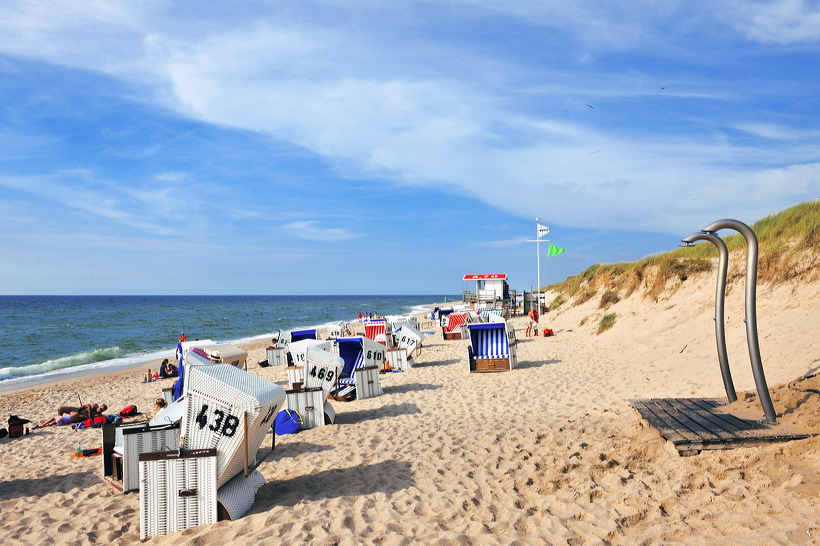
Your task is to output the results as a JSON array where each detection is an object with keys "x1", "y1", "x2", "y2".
[
  {"x1": 39, "y1": 410, "x2": 87, "y2": 428},
  {"x1": 56, "y1": 403, "x2": 108, "y2": 417}
]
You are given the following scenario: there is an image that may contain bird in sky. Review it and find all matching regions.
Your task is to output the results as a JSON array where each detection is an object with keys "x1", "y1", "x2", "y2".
[
  {"x1": 586, "y1": 104, "x2": 595, "y2": 109},
  {"x1": 660, "y1": 86, "x2": 668, "y2": 90},
  {"x1": 589, "y1": 150, "x2": 600, "y2": 155}
]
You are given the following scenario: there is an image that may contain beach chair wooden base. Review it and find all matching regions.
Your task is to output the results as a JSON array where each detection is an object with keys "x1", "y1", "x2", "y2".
[
  {"x1": 471, "y1": 358, "x2": 511, "y2": 372},
  {"x1": 443, "y1": 331, "x2": 464, "y2": 340},
  {"x1": 355, "y1": 366, "x2": 384, "y2": 399},
  {"x1": 139, "y1": 448, "x2": 218, "y2": 540},
  {"x1": 386, "y1": 348, "x2": 411, "y2": 371},
  {"x1": 287, "y1": 365, "x2": 305, "y2": 390},
  {"x1": 286, "y1": 387, "x2": 327, "y2": 430}
]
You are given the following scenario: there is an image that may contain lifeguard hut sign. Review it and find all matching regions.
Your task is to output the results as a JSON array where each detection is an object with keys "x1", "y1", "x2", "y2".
[{"x1": 463, "y1": 274, "x2": 507, "y2": 280}]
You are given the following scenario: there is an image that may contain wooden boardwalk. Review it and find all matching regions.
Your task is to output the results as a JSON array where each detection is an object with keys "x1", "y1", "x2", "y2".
[{"x1": 631, "y1": 397, "x2": 812, "y2": 456}]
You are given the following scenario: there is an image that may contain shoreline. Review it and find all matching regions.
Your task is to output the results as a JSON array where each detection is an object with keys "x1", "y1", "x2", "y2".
[{"x1": 0, "y1": 298, "x2": 443, "y2": 394}]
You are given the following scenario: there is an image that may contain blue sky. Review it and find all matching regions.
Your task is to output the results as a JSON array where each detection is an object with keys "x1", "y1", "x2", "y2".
[{"x1": 1, "y1": 1, "x2": 818, "y2": 295}]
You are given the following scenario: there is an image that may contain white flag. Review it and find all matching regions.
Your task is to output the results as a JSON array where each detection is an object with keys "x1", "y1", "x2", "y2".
[{"x1": 537, "y1": 223, "x2": 550, "y2": 238}]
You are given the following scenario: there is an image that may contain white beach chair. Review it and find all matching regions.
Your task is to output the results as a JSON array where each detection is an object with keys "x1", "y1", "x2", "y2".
[
  {"x1": 467, "y1": 322, "x2": 518, "y2": 372},
  {"x1": 181, "y1": 364, "x2": 285, "y2": 488},
  {"x1": 286, "y1": 339, "x2": 332, "y2": 389}
]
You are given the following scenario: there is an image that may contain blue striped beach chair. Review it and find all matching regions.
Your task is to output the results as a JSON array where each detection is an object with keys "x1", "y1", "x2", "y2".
[
  {"x1": 467, "y1": 323, "x2": 517, "y2": 372},
  {"x1": 331, "y1": 337, "x2": 384, "y2": 400}
]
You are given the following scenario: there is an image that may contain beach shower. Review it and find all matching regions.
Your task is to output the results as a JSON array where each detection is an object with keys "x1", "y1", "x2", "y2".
[
  {"x1": 681, "y1": 219, "x2": 777, "y2": 423},
  {"x1": 680, "y1": 231, "x2": 736, "y2": 403}
]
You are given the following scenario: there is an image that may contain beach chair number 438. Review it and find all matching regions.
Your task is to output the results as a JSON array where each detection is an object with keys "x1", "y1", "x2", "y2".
[{"x1": 195, "y1": 404, "x2": 240, "y2": 437}]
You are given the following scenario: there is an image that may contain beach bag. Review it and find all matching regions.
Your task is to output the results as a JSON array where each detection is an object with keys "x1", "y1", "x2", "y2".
[
  {"x1": 8, "y1": 415, "x2": 30, "y2": 438},
  {"x1": 0, "y1": 428, "x2": 7, "y2": 439},
  {"x1": 273, "y1": 410, "x2": 301, "y2": 435},
  {"x1": 543, "y1": 328, "x2": 555, "y2": 337},
  {"x1": 120, "y1": 405, "x2": 138, "y2": 417}
]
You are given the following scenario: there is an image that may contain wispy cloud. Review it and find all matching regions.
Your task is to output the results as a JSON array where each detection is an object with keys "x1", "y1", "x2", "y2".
[{"x1": 281, "y1": 220, "x2": 359, "y2": 242}]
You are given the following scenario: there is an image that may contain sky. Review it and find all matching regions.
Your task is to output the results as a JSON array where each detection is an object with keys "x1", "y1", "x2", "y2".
[{"x1": 0, "y1": 1, "x2": 818, "y2": 296}]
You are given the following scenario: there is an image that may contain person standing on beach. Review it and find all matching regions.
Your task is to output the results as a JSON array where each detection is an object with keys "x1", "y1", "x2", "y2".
[
  {"x1": 179, "y1": 332, "x2": 187, "y2": 343},
  {"x1": 532, "y1": 308, "x2": 539, "y2": 337},
  {"x1": 526, "y1": 309, "x2": 535, "y2": 337}
]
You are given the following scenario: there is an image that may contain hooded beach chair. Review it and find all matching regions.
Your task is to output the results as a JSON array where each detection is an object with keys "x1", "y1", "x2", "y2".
[
  {"x1": 467, "y1": 322, "x2": 518, "y2": 372},
  {"x1": 181, "y1": 364, "x2": 285, "y2": 488},
  {"x1": 286, "y1": 345, "x2": 341, "y2": 430},
  {"x1": 387, "y1": 324, "x2": 424, "y2": 371},
  {"x1": 331, "y1": 337, "x2": 385, "y2": 400},
  {"x1": 286, "y1": 339, "x2": 332, "y2": 389},
  {"x1": 443, "y1": 312, "x2": 469, "y2": 340},
  {"x1": 364, "y1": 319, "x2": 393, "y2": 346}
]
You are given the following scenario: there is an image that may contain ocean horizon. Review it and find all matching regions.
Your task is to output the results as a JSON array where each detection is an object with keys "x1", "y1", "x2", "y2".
[{"x1": 0, "y1": 294, "x2": 457, "y2": 391}]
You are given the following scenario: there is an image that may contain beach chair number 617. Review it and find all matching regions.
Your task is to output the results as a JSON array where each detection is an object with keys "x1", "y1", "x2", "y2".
[{"x1": 195, "y1": 404, "x2": 240, "y2": 437}]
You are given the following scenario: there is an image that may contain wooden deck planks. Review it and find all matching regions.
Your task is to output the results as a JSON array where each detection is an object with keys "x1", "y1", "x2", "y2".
[{"x1": 631, "y1": 397, "x2": 812, "y2": 455}]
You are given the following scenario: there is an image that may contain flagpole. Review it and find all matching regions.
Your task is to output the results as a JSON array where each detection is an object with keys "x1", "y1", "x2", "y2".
[{"x1": 535, "y1": 218, "x2": 540, "y2": 318}]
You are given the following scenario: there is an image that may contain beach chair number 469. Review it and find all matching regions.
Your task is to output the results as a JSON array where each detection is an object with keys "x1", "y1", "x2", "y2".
[
  {"x1": 195, "y1": 404, "x2": 240, "y2": 437},
  {"x1": 308, "y1": 366, "x2": 335, "y2": 383}
]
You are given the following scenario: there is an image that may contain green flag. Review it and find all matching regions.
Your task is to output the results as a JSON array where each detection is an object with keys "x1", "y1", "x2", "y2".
[{"x1": 548, "y1": 243, "x2": 565, "y2": 257}]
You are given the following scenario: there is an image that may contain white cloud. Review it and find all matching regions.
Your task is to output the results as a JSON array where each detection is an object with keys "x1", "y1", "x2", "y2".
[
  {"x1": 281, "y1": 220, "x2": 359, "y2": 242},
  {"x1": 724, "y1": 0, "x2": 820, "y2": 44}
]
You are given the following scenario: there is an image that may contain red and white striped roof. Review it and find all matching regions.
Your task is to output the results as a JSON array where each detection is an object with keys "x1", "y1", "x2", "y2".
[{"x1": 462, "y1": 274, "x2": 507, "y2": 281}]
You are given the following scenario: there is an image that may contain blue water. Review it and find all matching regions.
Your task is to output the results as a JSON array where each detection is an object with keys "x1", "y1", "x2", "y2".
[{"x1": 0, "y1": 295, "x2": 454, "y2": 390}]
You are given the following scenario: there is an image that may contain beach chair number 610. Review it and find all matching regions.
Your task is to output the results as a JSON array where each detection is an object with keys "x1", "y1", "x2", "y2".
[
  {"x1": 366, "y1": 350, "x2": 384, "y2": 361},
  {"x1": 195, "y1": 404, "x2": 240, "y2": 437}
]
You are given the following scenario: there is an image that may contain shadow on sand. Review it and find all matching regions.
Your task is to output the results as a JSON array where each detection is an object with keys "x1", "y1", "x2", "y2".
[{"x1": 251, "y1": 460, "x2": 414, "y2": 509}]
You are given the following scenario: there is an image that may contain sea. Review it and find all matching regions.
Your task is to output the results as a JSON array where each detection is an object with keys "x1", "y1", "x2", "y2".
[{"x1": 0, "y1": 295, "x2": 456, "y2": 391}]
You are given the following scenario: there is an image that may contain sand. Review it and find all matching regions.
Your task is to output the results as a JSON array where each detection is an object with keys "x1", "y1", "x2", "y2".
[{"x1": 0, "y1": 273, "x2": 818, "y2": 544}]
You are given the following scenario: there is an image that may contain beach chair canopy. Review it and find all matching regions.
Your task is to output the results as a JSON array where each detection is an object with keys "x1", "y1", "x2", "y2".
[
  {"x1": 181, "y1": 364, "x2": 285, "y2": 488},
  {"x1": 396, "y1": 324, "x2": 423, "y2": 354},
  {"x1": 333, "y1": 337, "x2": 385, "y2": 399},
  {"x1": 289, "y1": 329, "x2": 319, "y2": 343},
  {"x1": 336, "y1": 337, "x2": 386, "y2": 376},
  {"x1": 303, "y1": 345, "x2": 344, "y2": 398},
  {"x1": 445, "y1": 312, "x2": 468, "y2": 333},
  {"x1": 468, "y1": 323, "x2": 511, "y2": 358},
  {"x1": 288, "y1": 339, "x2": 332, "y2": 367}
]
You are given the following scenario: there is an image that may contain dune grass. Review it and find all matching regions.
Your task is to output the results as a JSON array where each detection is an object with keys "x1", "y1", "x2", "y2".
[{"x1": 544, "y1": 199, "x2": 820, "y2": 306}]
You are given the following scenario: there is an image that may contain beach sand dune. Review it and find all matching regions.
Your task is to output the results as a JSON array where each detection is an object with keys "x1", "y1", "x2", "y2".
[{"x1": 0, "y1": 277, "x2": 818, "y2": 544}]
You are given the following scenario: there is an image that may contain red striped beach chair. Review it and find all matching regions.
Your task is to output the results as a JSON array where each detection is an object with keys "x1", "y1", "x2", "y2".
[{"x1": 443, "y1": 312, "x2": 469, "y2": 340}]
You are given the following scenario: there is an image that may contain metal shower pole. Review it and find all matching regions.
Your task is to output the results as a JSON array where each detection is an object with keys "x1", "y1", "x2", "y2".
[
  {"x1": 701, "y1": 219, "x2": 777, "y2": 423},
  {"x1": 681, "y1": 232, "x2": 736, "y2": 402}
]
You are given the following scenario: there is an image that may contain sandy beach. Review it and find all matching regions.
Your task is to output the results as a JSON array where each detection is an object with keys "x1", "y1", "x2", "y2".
[{"x1": 1, "y1": 271, "x2": 818, "y2": 544}]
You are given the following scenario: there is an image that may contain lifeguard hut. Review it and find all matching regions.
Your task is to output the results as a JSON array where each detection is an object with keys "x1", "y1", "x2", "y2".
[{"x1": 462, "y1": 274, "x2": 515, "y2": 317}]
